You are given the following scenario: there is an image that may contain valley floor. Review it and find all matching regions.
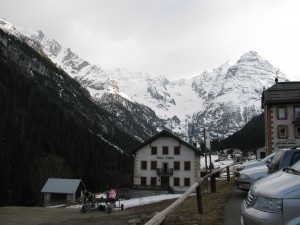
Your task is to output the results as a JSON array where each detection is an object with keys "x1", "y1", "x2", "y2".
[{"x1": 0, "y1": 180, "x2": 246, "y2": 225}]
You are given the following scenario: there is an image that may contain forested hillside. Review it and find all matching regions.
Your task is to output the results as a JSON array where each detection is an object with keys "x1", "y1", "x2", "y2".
[
  {"x1": 212, "y1": 113, "x2": 265, "y2": 152},
  {"x1": 0, "y1": 29, "x2": 139, "y2": 206},
  {"x1": 0, "y1": 26, "x2": 267, "y2": 206}
]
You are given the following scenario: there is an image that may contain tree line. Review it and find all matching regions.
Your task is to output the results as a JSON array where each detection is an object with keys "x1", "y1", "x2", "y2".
[{"x1": 0, "y1": 48, "x2": 137, "y2": 206}]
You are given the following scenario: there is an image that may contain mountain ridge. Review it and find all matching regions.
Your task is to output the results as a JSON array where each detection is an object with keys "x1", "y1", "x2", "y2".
[{"x1": 0, "y1": 19, "x2": 288, "y2": 142}]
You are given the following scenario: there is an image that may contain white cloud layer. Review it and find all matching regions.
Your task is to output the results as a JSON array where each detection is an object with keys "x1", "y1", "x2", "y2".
[{"x1": 0, "y1": 0, "x2": 299, "y2": 80}]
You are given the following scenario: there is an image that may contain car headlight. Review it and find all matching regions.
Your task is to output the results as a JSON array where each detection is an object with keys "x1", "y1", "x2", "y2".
[
  {"x1": 253, "y1": 196, "x2": 283, "y2": 213},
  {"x1": 238, "y1": 174, "x2": 250, "y2": 181}
]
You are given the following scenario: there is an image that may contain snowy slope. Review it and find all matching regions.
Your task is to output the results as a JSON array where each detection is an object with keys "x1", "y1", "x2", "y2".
[{"x1": 0, "y1": 19, "x2": 287, "y2": 141}]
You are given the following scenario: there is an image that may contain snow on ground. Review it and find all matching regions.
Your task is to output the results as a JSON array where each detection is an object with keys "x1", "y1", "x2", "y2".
[
  {"x1": 201, "y1": 155, "x2": 234, "y2": 170},
  {"x1": 119, "y1": 194, "x2": 182, "y2": 208},
  {"x1": 63, "y1": 155, "x2": 235, "y2": 210},
  {"x1": 67, "y1": 194, "x2": 182, "y2": 210}
]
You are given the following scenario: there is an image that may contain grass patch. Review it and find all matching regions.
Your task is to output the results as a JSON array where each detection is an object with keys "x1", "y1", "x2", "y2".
[{"x1": 163, "y1": 179, "x2": 234, "y2": 225}]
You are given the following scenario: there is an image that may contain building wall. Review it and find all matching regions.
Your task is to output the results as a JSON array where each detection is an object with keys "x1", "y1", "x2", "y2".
[
  {"x1": 265, "y1": 106, "x2": 274, "y2": 154},
  {"x1": 266, "y1": 104, "x2": 300, "y2": 154},
  {"x1": 43, "y1": 193, "x2": 75, "y2": 206},
  {"x1": 67, "y1": 194, "x2": 75, "y2": 203},
  {"x1": 43, "y1": 193, "x2": 50, "y2": 206},
  {"x1": 133, "y1": 136, "x2": 200, "y2": 190}
]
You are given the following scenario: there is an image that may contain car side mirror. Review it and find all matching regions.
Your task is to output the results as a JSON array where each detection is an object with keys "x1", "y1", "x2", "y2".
[{"x1": 266, "y1": 158, "x2": 271, "y2": 167}]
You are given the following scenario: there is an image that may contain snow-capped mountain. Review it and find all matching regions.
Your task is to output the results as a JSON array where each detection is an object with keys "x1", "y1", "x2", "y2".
[{"x1": 0, "y1": 19, "x2": 287, "y2": 143}]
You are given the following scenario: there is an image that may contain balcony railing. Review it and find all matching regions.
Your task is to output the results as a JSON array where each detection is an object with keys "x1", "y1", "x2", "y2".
[{"x1": 157, "y1": 168, "x2": 173, "y2": 176}]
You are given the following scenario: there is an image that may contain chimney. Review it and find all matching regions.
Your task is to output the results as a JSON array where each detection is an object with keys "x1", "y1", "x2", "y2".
[{"x1": 193, "y1": 141, "x2": 197, "y2": 148}]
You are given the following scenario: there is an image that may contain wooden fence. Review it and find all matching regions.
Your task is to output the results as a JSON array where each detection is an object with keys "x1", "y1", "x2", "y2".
[{"x1": 145, "y1": 163, "x2": 236, "y2": 225}]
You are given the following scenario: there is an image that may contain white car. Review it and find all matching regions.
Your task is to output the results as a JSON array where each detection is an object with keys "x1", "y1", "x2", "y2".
[
  {"x1": 235, "y1": 153, "x2": 275, "y2": 176},
  {"x1": 235, "y1": 165, "x2": 268, "y2": 191}
]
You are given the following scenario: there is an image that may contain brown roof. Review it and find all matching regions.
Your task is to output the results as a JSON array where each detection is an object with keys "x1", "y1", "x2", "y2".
[
  {"x1": 262, "y1": 82, "x2": 300, "y2": 108},
  {"x1": 131, "y1": 129, "x2": 203, "y2": 156}
]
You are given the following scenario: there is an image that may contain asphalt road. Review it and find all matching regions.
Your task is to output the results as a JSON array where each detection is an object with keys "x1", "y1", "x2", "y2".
[{"x1": 223, "y1": 186, "x2": 247, "y2": 225}]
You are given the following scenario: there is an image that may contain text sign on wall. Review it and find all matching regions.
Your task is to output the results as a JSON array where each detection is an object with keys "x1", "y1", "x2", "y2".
[
  {"x1": 157, "y1": 156, "x2": 174, "y2": 160},
  {"x1": 276, "y1": 139, "x2": 297, "y2": 147}
]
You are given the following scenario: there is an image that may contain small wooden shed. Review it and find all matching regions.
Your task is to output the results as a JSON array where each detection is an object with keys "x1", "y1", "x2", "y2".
[{"x1": 41, "y1": 178, "x2": 85, "y2": 206}]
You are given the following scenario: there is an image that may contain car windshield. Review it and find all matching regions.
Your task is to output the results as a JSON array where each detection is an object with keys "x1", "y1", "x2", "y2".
[
  {"x1": 262, "y1": 152, "x2": 275, "y2": 162},
  {"x1": 290, "y1": 160, "x2": 300, "y2": 173},
  {"x1": 269, "y1": 151, "x2": 284, "y2": 170}
]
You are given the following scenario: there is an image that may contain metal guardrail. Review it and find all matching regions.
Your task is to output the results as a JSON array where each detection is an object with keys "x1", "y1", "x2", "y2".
[{"x1": 145, "y1": 163, "x2": 237, "y2": 225}]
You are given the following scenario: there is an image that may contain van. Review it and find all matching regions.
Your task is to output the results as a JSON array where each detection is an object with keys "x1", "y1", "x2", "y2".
[{"x1": 241, "y1": 152, "x2": 300, "y2": 225}]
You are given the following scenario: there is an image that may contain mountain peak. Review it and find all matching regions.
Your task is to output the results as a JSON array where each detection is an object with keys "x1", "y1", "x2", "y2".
[
  {"x1": 1, "y1": 19, "x2": 287, "y2": 141},
  {"x1": 237, "y1": 50, "x2": 261, "y2": 64}
]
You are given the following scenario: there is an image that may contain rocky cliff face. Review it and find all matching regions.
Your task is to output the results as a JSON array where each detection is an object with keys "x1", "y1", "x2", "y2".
[
  {"x1": 0, "y1": 19, "x2": 287, "y2": 143},
  {"x1": 0, "y1": 20, "x2": 145, "y2": 150}
]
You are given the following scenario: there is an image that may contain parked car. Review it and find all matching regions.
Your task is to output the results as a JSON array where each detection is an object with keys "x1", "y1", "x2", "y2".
[
  {"x1": 235, "y1": 165, "x2": 268, "y2": 191},
  {"x1": 235, "y1": 152, "x2": 275, "y2": 177},
  {"x1": 236, "y1": 147, "x2": 300, "y2": 191},
  {"x1": 267, "y1": 147, "x2": 300, "y2": 174},
  {"x1": 241, "y1": 157, "x2": 300, "y2": 225}
]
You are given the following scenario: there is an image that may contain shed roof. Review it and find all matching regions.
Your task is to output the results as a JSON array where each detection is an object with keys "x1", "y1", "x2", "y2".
[
  {"x1": 132, "y1": 129, "x2": 203, "y2": 156},
  {"x1": 41, "y1": 178, "x2": 83, "y2": 194},
  {"x1": 262, "y1": 82, "x2": 300, "y2": 108}
]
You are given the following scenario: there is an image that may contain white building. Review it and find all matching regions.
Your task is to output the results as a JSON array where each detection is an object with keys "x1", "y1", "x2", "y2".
[{"x1": 132, "y1": 130, "x2": 203, "y2": 193}]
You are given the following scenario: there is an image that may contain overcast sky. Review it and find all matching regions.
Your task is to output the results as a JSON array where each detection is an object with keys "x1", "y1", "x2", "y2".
[{"x1": 1, "y1": 0, "x2": 299, "y2": 81}]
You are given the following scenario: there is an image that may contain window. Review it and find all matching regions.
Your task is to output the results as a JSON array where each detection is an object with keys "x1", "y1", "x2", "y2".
[
  {"x1": 174, "y1": 146, "x2": 180, "y2": 155},
  {"x1": 277, "y1": 125, "x2": 288, "y2": 139},
  {"x1": 141, "y1": 177, "x2": 147, "y2": 186},
  {"x1": 184, "y1": 161, "x2": 191, "y2": 170},
  {"x1": 174, "y1": 161, "x2": 180, "y2": 170},
  {"x1": 184, "y1": 178, "x2": 190, "y2": 186},
  {"x1": 162, "y1": 146, "x2": 169, "y2": 155},
  {"x1": 151, "y1": 177, "x2": 157, "y2": 186},
  {"x1": 268, "y1": 150, "x2": 284, "y2": 171},
  {"x1": 141, "y1": 161, "x2": 147, "y2": 170},
  {"x1": 290, "y1": 153, "x2": 300, "y2": 166},
  {"x1": 151, "y1": 146, "x2": 157, "y2": 155},
  {"x1": 174, "y1": 177, "x2": 180, "y2": 186},
  {"x1": 163, "y1": 163, "x2": 168, "y2": 172},
  {"x1": 295, "y1": 126, "x2": 300, "y2": 138},
  {"x1": 295, "y1": 106, "x2": 300, "y2": 121},
  {"x1": 277, "y1": 107, "x2": 287, "y2": 120},
  {"x1": 151, "y1": 161, "x2": 157, "y2": 170}
]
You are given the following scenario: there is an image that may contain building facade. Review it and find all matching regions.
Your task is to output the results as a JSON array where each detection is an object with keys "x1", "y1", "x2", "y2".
[
  {"x1": 132, "y1": 130, "x2": 202, "y2": 193},
  {"x1": 262, "y1": 81, "x2": 300, "y2": 154}
]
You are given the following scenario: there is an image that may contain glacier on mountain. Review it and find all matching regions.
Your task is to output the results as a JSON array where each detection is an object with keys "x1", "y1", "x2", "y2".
[{"x1": 0, "y1": 19, "x2": 287, "y2": 143}]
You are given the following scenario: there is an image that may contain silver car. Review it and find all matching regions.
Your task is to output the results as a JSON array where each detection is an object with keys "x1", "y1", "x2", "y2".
[
  {"x1": 241, "y1": 159, "x2": 300, "y2": 225},
  {"x1": 235, "y1": 165, "x2": 268, "y2": 191},
  {"x1": 235, "y1": 153, "x2": 275, "y2": 176}
]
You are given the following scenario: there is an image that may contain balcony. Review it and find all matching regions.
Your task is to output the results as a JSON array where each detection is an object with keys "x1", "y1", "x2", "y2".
[{"x1": 157, "y1": 168, "x2": 173, "y2": 176}]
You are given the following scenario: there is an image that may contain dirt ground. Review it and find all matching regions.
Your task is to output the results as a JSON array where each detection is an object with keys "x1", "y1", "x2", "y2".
[
  {"x1": 0, "y1": 199, "x2": 176, "y2": 225},
  {"x1": 0, "y1": 180, "x2": 236, "y2": 225}
]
